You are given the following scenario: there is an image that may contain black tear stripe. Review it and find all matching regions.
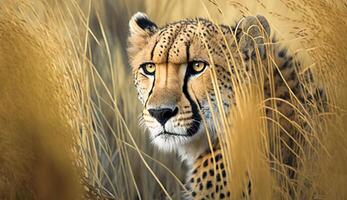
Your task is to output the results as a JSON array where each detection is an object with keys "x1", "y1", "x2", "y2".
[
  {"x1": 144, "y1": 75, "x2": 155, "y2": 107},
  {"x1": 183, "y1": 43, "x2": 201, "y2": 137}
]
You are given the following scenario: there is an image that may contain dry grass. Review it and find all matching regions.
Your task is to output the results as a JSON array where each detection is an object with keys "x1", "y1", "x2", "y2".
[
  {"x1": 0, "y1": 0, "x2": 83, "y2": 199},
  {"x1": 0, "y1": 0, "x2": 346, "y2": 199}
]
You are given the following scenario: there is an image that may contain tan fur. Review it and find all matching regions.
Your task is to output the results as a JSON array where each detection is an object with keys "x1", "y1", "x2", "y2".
[{"x1": 128, "y1": 13, "x2": 326, "y2": 199}]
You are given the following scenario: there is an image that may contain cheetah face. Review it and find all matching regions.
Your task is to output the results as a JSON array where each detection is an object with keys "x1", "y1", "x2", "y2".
[
  {"x1": 127, "y1": 12, "x2": 231, "y2": 151},
  {"x1": 135, "y1": 61, "x2": 212, "y2": 152},
  {"x1": 127, "y1": 12, "x2": 269, "y2": 152}
]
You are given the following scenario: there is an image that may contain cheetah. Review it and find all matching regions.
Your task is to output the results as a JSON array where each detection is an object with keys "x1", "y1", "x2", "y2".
[{"x1": 128, "y1": 12, "x2": 326, "y2": 199}]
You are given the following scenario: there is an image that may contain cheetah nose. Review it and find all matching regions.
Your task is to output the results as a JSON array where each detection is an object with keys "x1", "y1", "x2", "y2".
[{"x1": 148, "y1": 107, "x2": 178, "y2": 126}]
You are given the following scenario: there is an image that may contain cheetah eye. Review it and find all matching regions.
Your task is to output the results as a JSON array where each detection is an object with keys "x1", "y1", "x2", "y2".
[
  {"x1": 140, "y1": 62, "x2": 156, "y2": 76},
  {"x1": 188, "y1": 61, "x2": 209, "y2": 76}
]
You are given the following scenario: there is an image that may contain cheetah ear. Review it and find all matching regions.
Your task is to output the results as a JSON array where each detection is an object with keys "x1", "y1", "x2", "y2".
[
  {"x1": 129, "y1": 12, "x2": 158, "y2": 36},
  {"x1": 237, "y1": 15, "x2": 270, "y2": 59}
]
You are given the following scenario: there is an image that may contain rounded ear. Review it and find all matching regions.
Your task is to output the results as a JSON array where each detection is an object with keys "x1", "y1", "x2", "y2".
[
  {"x1": 237, "y1": 15, "x2": 271, "y2": 59},
  {"x1": 129, "y1": 12, "x2": 158, "y2": 36},
  {"x1": 255, "y1": 15, "x2": 270, "y2": 36}
]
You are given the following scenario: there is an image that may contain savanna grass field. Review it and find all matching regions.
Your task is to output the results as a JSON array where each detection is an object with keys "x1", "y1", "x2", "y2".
[{"x1": 0, "y1": 0, "x2": 347, "y2": 199}]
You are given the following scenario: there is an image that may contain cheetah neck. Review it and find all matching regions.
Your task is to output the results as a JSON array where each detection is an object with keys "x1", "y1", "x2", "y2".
[{"x1": 178, "y1": 131, "x2": 218, "y2": 166}]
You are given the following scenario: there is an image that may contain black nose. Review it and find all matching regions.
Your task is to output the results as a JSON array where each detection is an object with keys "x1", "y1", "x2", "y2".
[{"x1": 148, "y1": 107, "x2": 178, "y2": 126}]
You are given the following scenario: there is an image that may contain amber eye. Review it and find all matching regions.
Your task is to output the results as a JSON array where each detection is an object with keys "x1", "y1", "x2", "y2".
[
  {"x1": 140, "y1": 63, "x2": 156, "y2": 76},
  {"x1": 189, "y1": 61, "x2": 208, "y2": 75}
]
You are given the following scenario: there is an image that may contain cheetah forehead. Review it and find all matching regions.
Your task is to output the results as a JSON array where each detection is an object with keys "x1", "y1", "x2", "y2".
[{"x1": 147, "y1": 19, "x2": 233, "y2": 64}]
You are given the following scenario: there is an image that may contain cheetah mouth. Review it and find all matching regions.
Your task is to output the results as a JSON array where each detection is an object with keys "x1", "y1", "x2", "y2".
[{"x1": 155, "y1": 131, "x2": 192, "y2": 138}]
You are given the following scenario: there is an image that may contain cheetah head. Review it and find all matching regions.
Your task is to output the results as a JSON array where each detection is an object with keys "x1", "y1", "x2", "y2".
[{"x1": 128, "y1": 12, "x2": 270, "y2": 158}]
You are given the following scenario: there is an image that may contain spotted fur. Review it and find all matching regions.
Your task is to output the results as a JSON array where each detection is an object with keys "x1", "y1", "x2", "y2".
[{"x1": 128, "y1": 12, "x2": 326, "y2": 199}]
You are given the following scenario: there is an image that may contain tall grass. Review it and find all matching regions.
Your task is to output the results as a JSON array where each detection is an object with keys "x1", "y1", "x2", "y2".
[
  {"x1": 0, "y1": 0, "x2": 346, "y2": 199},
  {"x1": 0, "y1": 0, "x2": 83, "y2": 199}
]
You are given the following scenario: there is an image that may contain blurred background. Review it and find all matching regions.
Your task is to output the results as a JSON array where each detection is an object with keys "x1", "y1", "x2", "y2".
[{"x1": 0, "y1": 0, "x2": 346, "y2": 199}]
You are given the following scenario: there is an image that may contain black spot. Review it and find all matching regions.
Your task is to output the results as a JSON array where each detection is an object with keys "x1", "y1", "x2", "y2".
[
  {"x1": 281, "y1": 57, "x2": 293, "y2": 69},
  {"x1": 190, "y1": 178, "x2": 194, "y2": 183},
  {"x1": 211, "y1": 192, "x2": 214, "y2": 198},
  {"x1": 215, "y1": 154, "x2": 222, "y2": 162},
  {"x1": 197, "y1": 177, "x2": 201, "y2": 183},
  {"x1": 216, "y1": 174, "x2": 221, "y2": 182},
  {"x1": 199, "y1": 183, "x2": 203, "y2": 190},
  {"x1": 220, "y1": 193, "x2": 225, "y2": 199},
  {"x1": 206, "y1": 181, "x2": 213, "y2": 189},
  {"x1": 222, "y1": 170, "x2": 226, "y2": 178},
  {"x1": 227, "y1": 191, "x2": 230, "y2": 197},
  {"x1": 278, "y1": 49, "x2": 287, "y2": 57},
  {"x1": 202, "y1": 171, "x2": 207, "y2": 179},
  {"x1": 209, "y1": 169, "x2": 215, "y2": 176},
  {"x1": 203, "y1": 159, "x2": 209, "y2": 167},
  {"x1": 220, "y1": 163, "x2": 224, "y2": 169},
  {"x1": 192, "y1": 169, "x2": 198, "y2": 174},
  {"x1": 216, "y1": 185, "x2": 219, "y2": 192},
  {"x1": 279, "y1": 90, "x2": 290, "y2": 100},
  {"x1": 192, "y1": 191, "x2": 196, "y2": 197}
]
